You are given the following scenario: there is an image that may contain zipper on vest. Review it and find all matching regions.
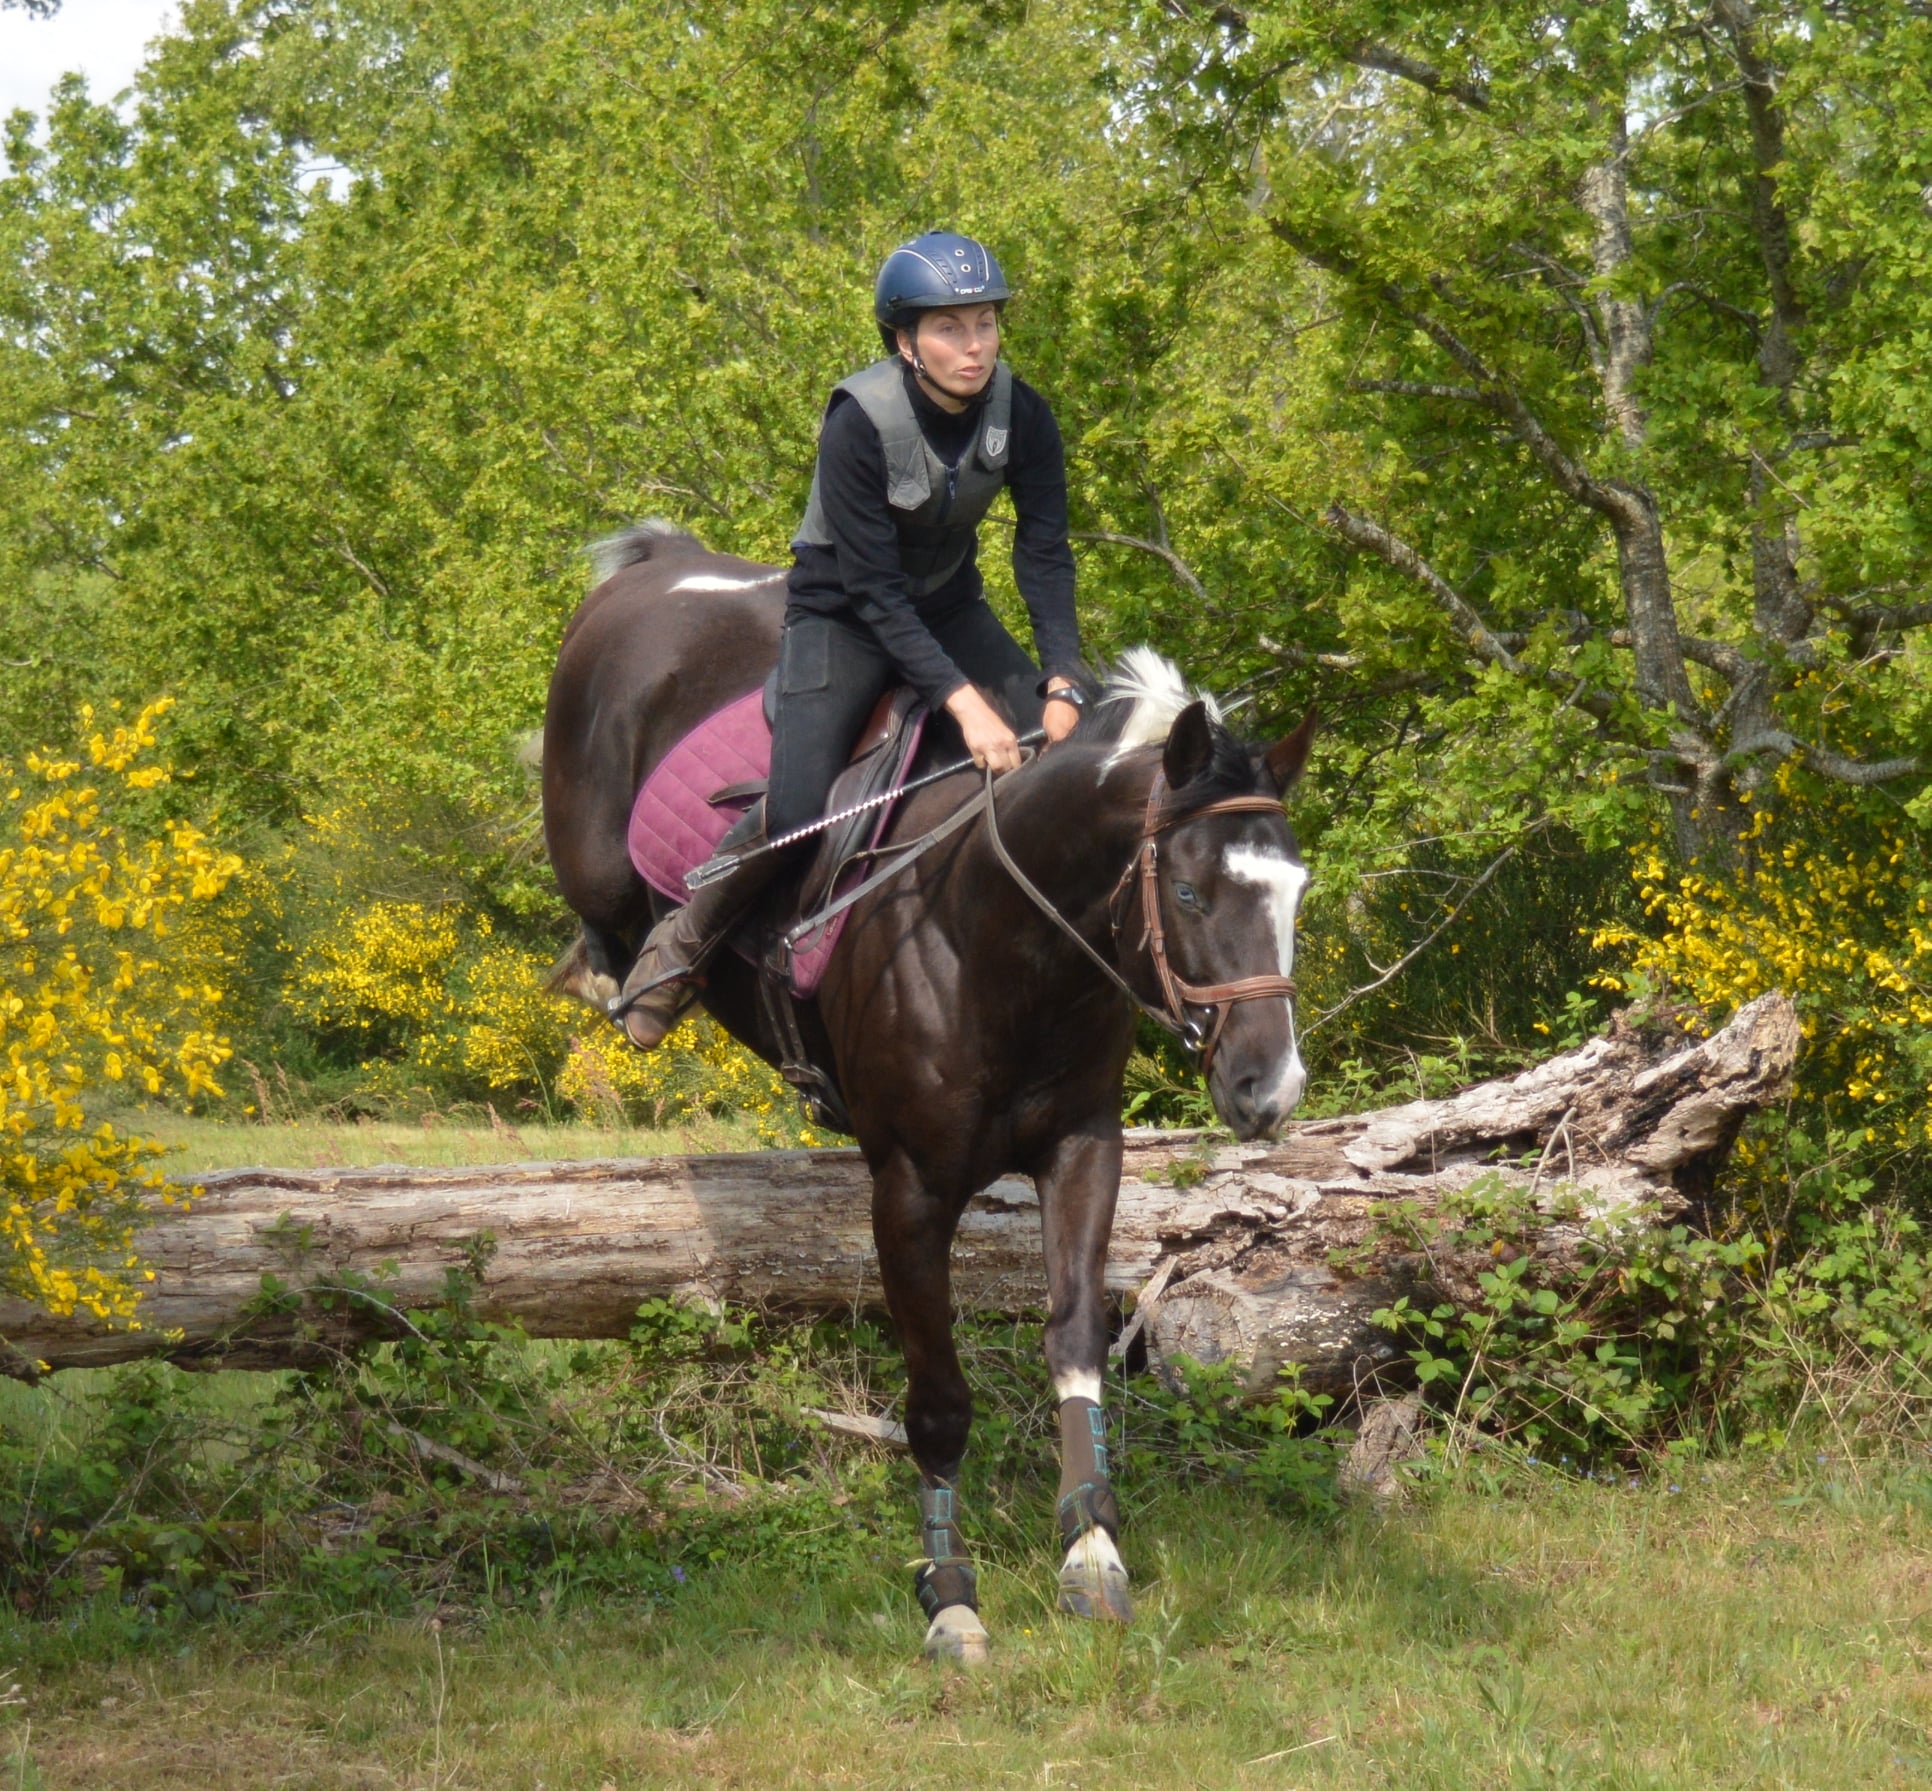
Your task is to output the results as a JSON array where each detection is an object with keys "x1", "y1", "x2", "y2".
[{"x1": 936, "y1": 462, "x2": 959, "y2": 526}]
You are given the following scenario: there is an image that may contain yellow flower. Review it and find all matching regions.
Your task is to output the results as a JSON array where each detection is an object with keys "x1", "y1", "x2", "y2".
[{"x1": 0, "y1": 701, "x2": 235, "y2": 1324}]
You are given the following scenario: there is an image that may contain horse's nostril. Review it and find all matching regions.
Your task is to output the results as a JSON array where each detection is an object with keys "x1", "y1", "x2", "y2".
[{"x1": 1225, "y1": 1077, "x2": 1272, "y2": 1137}]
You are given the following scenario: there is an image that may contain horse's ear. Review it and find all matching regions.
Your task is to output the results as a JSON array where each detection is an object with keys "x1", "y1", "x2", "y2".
[
  {"x1": 1163, "y1": 700, "x2": 1215, "y2": 788},
  {"x1": 1258, "y1": 710, "x2": 1318, "y2": 798}
]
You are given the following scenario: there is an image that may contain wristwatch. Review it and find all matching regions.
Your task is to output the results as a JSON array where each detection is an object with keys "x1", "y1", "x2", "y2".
[{"x1": 1045, "y1": 685, "x2": 1087, "y2": 709}]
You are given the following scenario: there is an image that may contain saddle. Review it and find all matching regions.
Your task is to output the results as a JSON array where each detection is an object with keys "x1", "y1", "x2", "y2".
[{"x1": 625, "y1": 683, "x2": 930, "y2": 1129}]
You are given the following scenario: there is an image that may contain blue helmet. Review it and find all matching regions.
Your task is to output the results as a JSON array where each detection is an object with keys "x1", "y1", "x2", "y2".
[{"x1": 874, "y1": 232, "x2": 1012, "y2": 349}]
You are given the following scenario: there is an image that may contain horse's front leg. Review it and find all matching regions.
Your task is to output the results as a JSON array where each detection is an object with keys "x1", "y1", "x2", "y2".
[
  {"x1": 1036, "y1": 1125, "x2": 1133, "y2": 1624},
  {"x1": 871, "y1": 1148, "x2": 989, "y2": 1665}
]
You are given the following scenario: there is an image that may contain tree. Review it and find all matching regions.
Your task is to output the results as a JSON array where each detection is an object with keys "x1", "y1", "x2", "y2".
[
  {"x1": 1129, "y1": 1, "x2": 1932, "y2": 871},
  {"x1": 0, "y1": 0, "x2": 1236, "y2": 1100}
]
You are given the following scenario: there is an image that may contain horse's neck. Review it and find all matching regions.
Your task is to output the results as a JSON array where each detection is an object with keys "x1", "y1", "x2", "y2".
[{"x1": 990, "y1": 745, "x2": 1152, "y2": 921}]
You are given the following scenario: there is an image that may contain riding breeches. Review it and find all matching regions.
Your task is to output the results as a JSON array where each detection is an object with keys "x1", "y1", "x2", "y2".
[{"x1": 766, "y1": 602, "x2": 1047, "y2": 840}]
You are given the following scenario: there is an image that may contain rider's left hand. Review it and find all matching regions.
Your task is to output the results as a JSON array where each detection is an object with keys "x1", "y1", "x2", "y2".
[{"x1": 1043, "y1": 683, "x2": 1081, "y2": 743}]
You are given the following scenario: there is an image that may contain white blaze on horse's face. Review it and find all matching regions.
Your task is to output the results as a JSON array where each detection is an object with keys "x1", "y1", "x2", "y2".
[{"x1": 1222, "y1": 844, "x2": 1309, "y2": 1115}]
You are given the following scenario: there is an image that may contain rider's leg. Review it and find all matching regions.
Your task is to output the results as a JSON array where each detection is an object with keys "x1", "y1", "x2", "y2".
[
  {"x1": 611, "y1": 802, "x2": 778, "y2": 1048},
  {"x1": 925, "y1": 598, "x2": 1063, "y2": 736},
  {"x1": 765, "y1": 610, "x2": 895, "y2": 837}
]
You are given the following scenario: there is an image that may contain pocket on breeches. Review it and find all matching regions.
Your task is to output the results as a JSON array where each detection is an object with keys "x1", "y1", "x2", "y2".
[{"x1": 780, "y1": 621, "x2": 832, "y2": 696}]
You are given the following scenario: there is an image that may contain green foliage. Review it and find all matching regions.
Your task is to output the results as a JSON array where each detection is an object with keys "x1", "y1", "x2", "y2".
[
  {"x1": 7, "y1": 1458, "x2": 1932, "y2": 1785},
  {"x1": 1370, "y1": 1156, "x2": 1932, "y2": 1463},
  {"x1": 0, "y1": 1245, "x2": 1349, "y2": 1631},
  {"x1": 1126, "y1": 1356, "x2": 1340, "y2": 1514},
  {"x1": 5, "y1": 0, "x2": 1930, "y2": 1148}
]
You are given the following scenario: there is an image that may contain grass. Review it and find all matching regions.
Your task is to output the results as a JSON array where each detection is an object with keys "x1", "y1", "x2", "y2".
[
  {"x1": 1, "y1": 1462, "x2": 1928, "y2": 1789},
  {"x1": 7, "y1": 1116, "x2": 1927, "y2": 1785},
  {"x1": 133, "y1": 1111, "x2": 784, "y2": 1175}
]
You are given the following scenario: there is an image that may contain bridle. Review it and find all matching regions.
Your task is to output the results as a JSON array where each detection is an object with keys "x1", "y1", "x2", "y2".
[{"x1": 983, "y1": 765, "x2": 1300, "y2": 1075}]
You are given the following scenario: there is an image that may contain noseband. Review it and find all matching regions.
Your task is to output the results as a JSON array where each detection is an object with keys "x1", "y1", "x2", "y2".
[{"x1": 983, "y1": 766, "x2": 1299, "y2": 1076}]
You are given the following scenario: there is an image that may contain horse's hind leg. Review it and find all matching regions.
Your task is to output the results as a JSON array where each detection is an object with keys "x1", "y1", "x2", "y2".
[
  {"x1": 546, "y1": 921, "x2": 635, "y2": 1010},
  {"x1": 1037, "y1": 1126, "x2": 1133, "y2": 1624},
  {"x1": 580, "y1": 922, "x2": 636, "y2": 1007},
  {"x1": 871, "y1": 1149, "x2": 989, "y2": 1665}
]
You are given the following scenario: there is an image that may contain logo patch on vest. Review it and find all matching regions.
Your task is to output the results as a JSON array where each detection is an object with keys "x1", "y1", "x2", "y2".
[{"x1": 983, "y1": 425, "x2": 1009, "y2": 458}]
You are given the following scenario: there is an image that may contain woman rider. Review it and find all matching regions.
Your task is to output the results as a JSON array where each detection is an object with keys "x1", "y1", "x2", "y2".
[{"x1": 615, "y1": 230, "x2": 1089, "y2": 1048}]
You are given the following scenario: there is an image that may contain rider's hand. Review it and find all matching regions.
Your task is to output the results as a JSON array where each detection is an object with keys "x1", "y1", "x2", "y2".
[
  {"x1": 1042, "y1": 681, "x2": 1081, "y2": 744},
  {"x1": 945, "y1": 684, "x2": 1024, "y2": 774}
]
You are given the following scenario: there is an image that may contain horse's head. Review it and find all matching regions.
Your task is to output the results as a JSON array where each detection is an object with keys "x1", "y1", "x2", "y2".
[{"x1": 1132, "y1": 698, "x2": 1317, "y2": 1142}]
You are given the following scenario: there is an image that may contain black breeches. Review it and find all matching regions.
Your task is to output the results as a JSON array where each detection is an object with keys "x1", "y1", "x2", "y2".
[{"x1": 767, "y1": 603, "x2": 1045, "y2": 839}]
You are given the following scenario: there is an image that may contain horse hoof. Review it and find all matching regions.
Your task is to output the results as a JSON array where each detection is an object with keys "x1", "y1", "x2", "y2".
[
  {"x1": 1058, "y1": 1560, "x2": 1134, "y2": 1624},
  {"x1": 1058, "y1": 1529, "x2": 1134, "y2": 1624},
  {"x1": 923, "y1": 1604, "x2": 991, "y2": 1666}
]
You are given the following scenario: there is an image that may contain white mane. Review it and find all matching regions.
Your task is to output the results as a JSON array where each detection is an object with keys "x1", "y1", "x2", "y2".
[{"x1": 1100, "y1": 647, "x2": 1224, "y2": 769}]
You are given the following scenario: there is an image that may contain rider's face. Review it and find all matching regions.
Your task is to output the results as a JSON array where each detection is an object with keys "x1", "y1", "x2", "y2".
[{"x1": 898, "y1": 305, "x2": 1000, "y2": 409}]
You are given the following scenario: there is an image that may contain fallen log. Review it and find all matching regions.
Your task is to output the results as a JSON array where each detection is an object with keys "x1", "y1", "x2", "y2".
[{"x1": 0, "y1": 995, "x2": 1798, "y2": 1391}]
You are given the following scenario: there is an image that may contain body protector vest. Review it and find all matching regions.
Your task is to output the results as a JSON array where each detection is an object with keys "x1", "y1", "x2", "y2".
[{"x1": 794, "y1": 359, "x2": 1015, "y2": 599}]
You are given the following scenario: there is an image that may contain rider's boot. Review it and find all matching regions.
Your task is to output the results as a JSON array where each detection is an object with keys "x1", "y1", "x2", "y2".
[{"x1": 611, "y1": 807, "x2": 780, "y2": 1051}]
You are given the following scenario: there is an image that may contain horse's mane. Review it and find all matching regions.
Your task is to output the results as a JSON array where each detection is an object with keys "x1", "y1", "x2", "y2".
[{"x1": 1083, "y1": 647, "x2": 1259, "y2": 813}]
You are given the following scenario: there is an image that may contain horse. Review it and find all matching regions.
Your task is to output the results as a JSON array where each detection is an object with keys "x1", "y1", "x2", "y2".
[{"x1": 543, "y1": 522, "x2": 1316, "y2": 1662}]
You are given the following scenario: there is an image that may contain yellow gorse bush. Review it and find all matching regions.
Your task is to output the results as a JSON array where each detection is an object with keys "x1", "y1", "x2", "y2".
[
  {"x1": 1594, "y1": 763, "x2": 1932, "y2": 1147},
  {"x1": 0, "y1": 700, "x2": 241, "y2": 1322},
  {"x1": 560, "y1": 1016, "x2": 826, "y2": 1147},
  {"x1": 289, "y1": 897, "x2": 467, "y2": 1063},
  {"x1": 289, "y1": 872, "x2": 818, "y2": 1141}
]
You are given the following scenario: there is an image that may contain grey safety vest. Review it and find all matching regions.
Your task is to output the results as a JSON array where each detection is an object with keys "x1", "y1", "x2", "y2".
[{"x1": 793, "y1": 358, "x2": 1014, "y2": 598}]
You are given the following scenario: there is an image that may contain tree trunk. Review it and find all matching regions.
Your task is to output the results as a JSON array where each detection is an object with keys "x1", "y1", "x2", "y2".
[{"x1": 0, "y1": 995, "x2": 1798, "y2": 1393}]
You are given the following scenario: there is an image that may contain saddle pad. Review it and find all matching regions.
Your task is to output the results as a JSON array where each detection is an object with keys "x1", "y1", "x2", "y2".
[
  {"x1": 627, "y1": 688, "x2": 769, "y2": 904},
  {"x1": 626, "y1": 688, "x2": 924, "y2": 998}
]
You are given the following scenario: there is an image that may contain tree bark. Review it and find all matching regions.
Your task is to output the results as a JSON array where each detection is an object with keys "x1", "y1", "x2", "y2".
[{"x1": 0, "y1": 996, "x2": 1799, "y2": 1394}]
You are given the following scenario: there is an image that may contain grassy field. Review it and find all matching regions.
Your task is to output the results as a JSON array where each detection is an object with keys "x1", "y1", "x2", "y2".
[
  {"x1": 134, "y1": 1111, "x2": 780, "y2": 1174},
  {"x1": 2, "y1": 1462, "x2": 1928, "y2": 1790},
  {"x1": 6, "y1": 1119, "x2": 1926, "y2": 1788}
]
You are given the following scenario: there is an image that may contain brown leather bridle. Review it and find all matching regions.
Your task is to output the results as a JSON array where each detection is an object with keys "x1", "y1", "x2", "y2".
[
  {"x1": 981, "y1": 761, "x2": 1301, "y2": 1077},
  {"x1": 1109, "y1": 773, "x2": 1301, "y2": 1073}
]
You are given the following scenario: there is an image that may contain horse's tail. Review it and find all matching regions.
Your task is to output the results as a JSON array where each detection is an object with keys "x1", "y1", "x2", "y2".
[
  {"x1": 588, "y1": 519, "x2": 700, "y2": 586},
  {"x1": 545, "y1": 932, "x2": 621, "y2": 1009}
]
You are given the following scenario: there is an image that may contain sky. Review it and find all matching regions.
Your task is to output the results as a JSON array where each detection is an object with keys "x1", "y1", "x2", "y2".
[{"x1": 0, "y1": 0, "x2": 181, "y2": 124}]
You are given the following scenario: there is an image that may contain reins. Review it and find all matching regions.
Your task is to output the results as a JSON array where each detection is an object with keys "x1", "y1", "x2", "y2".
[
  {"x1": 977, "y1": 764, "x2": 1174, "y2": 1035},
  {"x1": 779, "y1": 749, "x2": 1300, "y2": 1077}
]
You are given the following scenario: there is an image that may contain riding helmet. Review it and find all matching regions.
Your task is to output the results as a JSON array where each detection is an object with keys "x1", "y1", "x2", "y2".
[{"x1": 874, "y1": 232, "x2": 1011, "y2": 350}]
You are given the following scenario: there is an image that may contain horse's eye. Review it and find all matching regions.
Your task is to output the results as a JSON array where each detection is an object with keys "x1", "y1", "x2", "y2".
[{"x1": 1173, "y1": 881, "x2": 1200, "y2": 911}]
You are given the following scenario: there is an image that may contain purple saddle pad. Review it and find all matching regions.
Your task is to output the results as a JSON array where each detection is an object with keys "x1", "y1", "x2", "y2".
[{"x1": 626, "y1": 688, "x2": 924, "y2": 998}]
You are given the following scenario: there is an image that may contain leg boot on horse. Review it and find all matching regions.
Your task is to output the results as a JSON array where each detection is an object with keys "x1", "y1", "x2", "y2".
[{"x1": 610, "y1": 805, "x2": 779, "y2": 1050}]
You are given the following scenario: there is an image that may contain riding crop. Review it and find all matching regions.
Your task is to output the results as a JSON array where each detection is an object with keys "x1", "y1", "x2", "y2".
[{"x1": 683, "y1": 727, "x2": 1047, "y2": 890}]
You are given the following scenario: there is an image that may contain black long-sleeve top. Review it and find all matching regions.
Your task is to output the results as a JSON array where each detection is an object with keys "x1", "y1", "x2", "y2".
[{"x1": 786, "y1": 361, "x2": 1083, "y2": 708}]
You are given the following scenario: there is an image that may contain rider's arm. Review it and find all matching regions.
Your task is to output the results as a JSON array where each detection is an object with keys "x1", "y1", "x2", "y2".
[
  {"x1": 1005, "y1": 381, "x2": 1084, "y2": 694},
  {"x1": 809, "y1": 397, "x2": 971, "y2": 713}
]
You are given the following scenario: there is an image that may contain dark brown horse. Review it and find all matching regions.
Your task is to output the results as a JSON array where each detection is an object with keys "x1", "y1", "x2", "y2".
[{"x1": 544, "y1": 523, "x2": 1315, "y2": 1662}]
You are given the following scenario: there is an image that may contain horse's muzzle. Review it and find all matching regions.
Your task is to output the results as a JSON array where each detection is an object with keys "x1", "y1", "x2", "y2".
[{"x1": 1217, "y1": 1058, "x2": 1305, "y2": 1141}]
